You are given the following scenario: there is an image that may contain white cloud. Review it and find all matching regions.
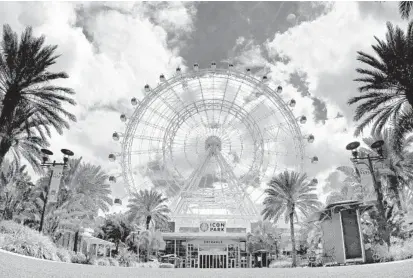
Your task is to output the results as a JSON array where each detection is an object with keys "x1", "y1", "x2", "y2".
[
  {"x1": 233, "y1": 2, "x2": 406, "y2": 201},
  {"x1": 0, "y1": 2, "x2": 196, "y2": 201}
]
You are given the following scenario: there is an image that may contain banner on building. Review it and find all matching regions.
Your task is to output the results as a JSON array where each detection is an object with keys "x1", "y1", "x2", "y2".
[
  {"x1": 199, "y1": 221, "x2": 226, "y2": 232},
  {"x1": 48, "y1": 164, "x2": 64, "y2": 203}
]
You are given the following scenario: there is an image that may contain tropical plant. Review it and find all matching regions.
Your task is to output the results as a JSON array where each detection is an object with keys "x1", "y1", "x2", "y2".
[
  {"x1": 0, "y1": 159, "x2": 34, "y2": 220},
  {"x1": 0, "y1": 24, "x2": 76, "y2": 170},
  {"x1": 362, "y1": 131, "x2": 413, "y2": 211},
  {"x1": 400, "y1": 1, "x2": 413, "y2": 19},
  {"x1": 127, "y1": 189, "x2": 170, "y2": 230},
  {"x1": 261, "y1": 170, "x2": 322, "y2": 267},
  {"x1": 96, "y1": 213, "x2": 132, "y2": 254},
  {"x1": 247, "y1": 220, "x2": 279, "y2": 255},
  {"x1": 348, "y1": 21, "x2": 413, "y2": 155}
]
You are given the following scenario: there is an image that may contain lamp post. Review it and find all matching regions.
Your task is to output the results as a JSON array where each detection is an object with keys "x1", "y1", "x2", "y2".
[
  {"x1": 39, "y1": 148, "x2": 74, "y2": 233},
  {"x1": 345, "y1": 140, "x2": 390, "y2": 246}
]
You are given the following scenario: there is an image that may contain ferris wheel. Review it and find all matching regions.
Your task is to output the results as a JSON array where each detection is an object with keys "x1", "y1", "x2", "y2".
[{"x1": 108, "y1": 62, "x2": 318, "y2": 220}]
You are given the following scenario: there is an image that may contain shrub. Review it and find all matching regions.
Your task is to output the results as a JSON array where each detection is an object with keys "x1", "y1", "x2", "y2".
[
  {"x1": 0, "y1": 220, "x2": 59, "y2": 261},
  {"x1": 269, "y1": 259, "x2": 292, "y2": 268},
  {"x1": 56, "y1": 248, "x2": 72, "y2": 263},
  {"x1": 95, "y1": 258, "x2": 110, "y2": 266},
  {"x1": 70, "y1": 252, "x2": 88, "y2": 264},
  {"x1": 372, "y1": 238, "x2": 413, "y2": 262},
  {"x1": 159, "y1": 263, "x2": 174, "y2": 268},
  {"x1": 108, "y1": 257, "x2": 120, "y2": 266},
  {"x1": 116, "y1": 249, "x2": 138, "y2": 267}
]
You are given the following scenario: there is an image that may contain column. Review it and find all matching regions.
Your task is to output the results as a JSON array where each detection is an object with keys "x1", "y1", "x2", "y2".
[{"x1": 95, "y1": 244, "x2": 98, "y2": 257}]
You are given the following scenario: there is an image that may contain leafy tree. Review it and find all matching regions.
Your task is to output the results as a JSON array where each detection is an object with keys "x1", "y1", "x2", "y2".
[
  {"x1": 348, "y1": 21, "x2": 413, "y2": 155},
  {"x1": 400, "y1": 1, "x2": 413, "y2": 19},
  {"x1": 96, "y1": 213, "x2": 132, "y2": 254},
  {"x1": 261, "y1": 171, "x2": 322, "y2": 267},
  {"x1": 127, "y1": 189, "x2": 170, "y2": 230},
  {"x1": 247, "y1": 220, "x2": 279, "y2": 255},
  {"x1": 0, "y1": 24, "x2": 76, "y2": 170}
]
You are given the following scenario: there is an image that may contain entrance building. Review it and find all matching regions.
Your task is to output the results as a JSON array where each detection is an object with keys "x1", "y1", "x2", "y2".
[{"x1": 161, "y1": 220, "x2": 250, "y2": 268}]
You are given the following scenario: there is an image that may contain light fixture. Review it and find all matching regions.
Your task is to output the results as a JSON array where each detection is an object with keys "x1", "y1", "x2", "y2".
[
  {"x1": 299, "y1": 116, "x2": 307, "y2": 124},
  {"x1": 108, "y1": 154, "x2": 116, "y2": 162},
  {"x1": 160, "y1": 74, "x2": 166, "y2": 82},
  {"x1": 144, "y1": 84, "x2": 150, "y2": 92},
  {"x1": 131, "y1": 97, "x2": 138, "y2": 106},
  {"x1": 176, "y1": 67, "x2": 181, "y2": 73},
  {"x1": 228, "y1": 63, "x2": 234, "y2": 69},
  {"x1": 109, "y1": 176, "x2": 116, "y2": 183},
  {"x1": 346, "y1": 141, "x2": 360, "y2": 159},
  {"x1": 193, "y1": 63, "x2": 199, "y2": 71},
  {"x1": 277, "y1": 86, "x2": 283, "y2": 94},
  {"x1": 311, "y1": 178, "x2": 318, "y2": 185},
  {"x1": 211, "y1": 62, "x2": 217, "y2": 69},
  {"x1": 114, "y1": 198, "x2": 122, "y2": 206},
  {"x1": 246, "y1": 68, "x2": 251, "y2": 74},
  {"x1": 61, "y1": 149, "x2": 74, "y2": 164},
  {"x1": 371, "y1": 140, "x2": 384, "y2": 157},
  {"x1": 120, "y1": 114, "x2": 127, "y2": 122},
  {"x1": 289, "y1": 99, "x2": 296, "y2": 107},
  {"x1": 41, "y1": 148, "x2": 53, "y2": 164},
  {"x1": 262, "y1": 75, "x2": 268, "y2": 82}
]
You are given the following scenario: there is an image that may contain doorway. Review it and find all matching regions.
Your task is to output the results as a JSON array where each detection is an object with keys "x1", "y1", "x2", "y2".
[{"x1": 199, "y1": 254, "x2": 227, "y2": 268}]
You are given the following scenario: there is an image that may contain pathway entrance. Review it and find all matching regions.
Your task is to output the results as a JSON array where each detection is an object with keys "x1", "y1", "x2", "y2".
[{"x1": 199, "y1": 251, "x2": 227, "y2": 268}]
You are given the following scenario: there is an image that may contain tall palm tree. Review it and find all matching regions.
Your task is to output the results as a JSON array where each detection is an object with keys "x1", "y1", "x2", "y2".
[
  {"x1": 400, "y1": 1, "x2": 413, "y2": 19},
  {"x1": 262, "y1": 171, "x2": 322, "y2": 267},
  {"x1": 348, "y1": 21, "x2": 413, "y2": 155},
  {"x1": 127, "y1": 189, "x2": 170, "y2": 230},
  {"x1": 0, "y1": 24, "x2": 76, "y2": 169}
]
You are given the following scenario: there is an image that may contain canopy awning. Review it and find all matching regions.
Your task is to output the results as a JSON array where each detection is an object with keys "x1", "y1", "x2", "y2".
[{"x1": 82, "y1": 235, "x2": 115, "y2": 246}]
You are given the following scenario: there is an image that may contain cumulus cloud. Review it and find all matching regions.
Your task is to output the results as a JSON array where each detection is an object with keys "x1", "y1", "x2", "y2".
[
  {"x1": 232, "y1": 2, "x2": 406, "y2": 200},
  {"x1": 0, "y1": 1, "x2": 196, "y2": 211}
]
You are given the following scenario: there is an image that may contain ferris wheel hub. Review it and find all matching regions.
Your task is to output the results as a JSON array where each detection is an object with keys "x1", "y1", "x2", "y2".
[{"x1": 205, "y1": 135, "x2": 222, "y2": 152}]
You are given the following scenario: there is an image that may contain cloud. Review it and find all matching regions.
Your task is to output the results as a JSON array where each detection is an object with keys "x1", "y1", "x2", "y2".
[
  {"x1": 232, "y1": 1, "x2": 406, "y2": 200},
  {"x1": 0, "y1": 2, "x2": 196, "y2": 207}
]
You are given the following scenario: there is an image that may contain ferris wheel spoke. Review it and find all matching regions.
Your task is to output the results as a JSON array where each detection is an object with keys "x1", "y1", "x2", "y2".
[
  {"x1": 129, "y1": 149, "x2": 162, "y2": 155},
  {"x1": 196, "y1": 77, "x2": 212, "y2": 129}
]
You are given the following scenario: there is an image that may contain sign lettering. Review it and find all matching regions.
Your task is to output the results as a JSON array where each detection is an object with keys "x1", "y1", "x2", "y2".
[{"x1": 199, "y1": 221, "x2": 226, "y2": 232}]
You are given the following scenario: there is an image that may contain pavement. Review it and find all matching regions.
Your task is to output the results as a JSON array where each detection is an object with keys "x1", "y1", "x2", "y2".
[{"x1": 1, "y1": 249, "x2": 413, "y2": 278}]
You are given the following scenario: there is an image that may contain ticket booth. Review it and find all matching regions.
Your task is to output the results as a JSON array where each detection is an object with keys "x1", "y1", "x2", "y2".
[{"x1": 315, "y1": 200, "x2": 373, "y2": 265}]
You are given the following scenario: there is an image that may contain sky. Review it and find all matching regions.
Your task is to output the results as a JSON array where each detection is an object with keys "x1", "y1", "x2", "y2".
[{"x1": 0, "y1": 1, "x2": 408, "y2": 217}]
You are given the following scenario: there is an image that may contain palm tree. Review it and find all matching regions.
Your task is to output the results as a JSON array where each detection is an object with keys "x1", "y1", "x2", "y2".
[
  {"x1": 127, "y1": 189, "x2": 170, "y2": 230},
  {"x1": 262, "y1": 170, "x2": 322, "y2": 267},
  {"x1": 0, "y1": 24, "x2": 76, "y2": 169},
  {"x1": 348, "y1": 21, "x2": 413, "y2": 155},
  {"x1": 400, "y1": 1, "x2": 413, "y2": 19}
]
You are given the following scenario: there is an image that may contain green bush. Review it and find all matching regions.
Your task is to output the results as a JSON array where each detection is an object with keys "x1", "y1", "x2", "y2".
[
  {"x1": 372, "y1": 238, "x2": 413, "y2": 262},
  {"x1": 116, "y1": 249, "x2": 138, "y2": 267},
  {"x1": 108, "y1": 257, "x2": 120, "y2": 266},
  {"x1": 159, "y1": 263, "x2": 174, "y2": 268},
  {"x1": 56, "y1": 248, "x2": 72, "y2": 263},
  {"x1": 269, "y1": 259, "x2": 292, "y2": 268},
  {"x1": 70, "y1": 251, "x2": 88, "y2": 264},
  {"x1": 0, "y1": 221, "x2": 60, "y2": 261}
]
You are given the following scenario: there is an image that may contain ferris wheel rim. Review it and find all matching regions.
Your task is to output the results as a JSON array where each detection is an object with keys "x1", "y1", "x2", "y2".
[{"x1": 115, "y1": 66, "x2": 307, "y2": 206}]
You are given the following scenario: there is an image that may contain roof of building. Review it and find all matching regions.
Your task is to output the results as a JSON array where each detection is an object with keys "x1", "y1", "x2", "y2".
[
  {"x1": 82, "y1": 235, "x2": 115, "y2": 246},
  {"x1": 162, "y1": 232, "x2": 247, "y2": 240}
]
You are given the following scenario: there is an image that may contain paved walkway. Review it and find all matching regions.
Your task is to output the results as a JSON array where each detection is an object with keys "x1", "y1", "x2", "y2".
[{"x1": 1, "y1": 249, "x2": 413, "y2": 278}]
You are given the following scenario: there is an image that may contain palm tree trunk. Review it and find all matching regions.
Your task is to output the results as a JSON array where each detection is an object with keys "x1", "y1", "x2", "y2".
[
  {"x1": 289, "y1": 212, "x2": 297, "y2": 267},
  {"x1": 0, "y1": 139, "x2": 12, "y2": 169},
  {"x1": 73, "y1": 230, "x2": 80, "y2": 252},
  {"x1": 146, "y1": 216, "x2": 152, "y2": 262},
  {"x1": 388, "y1": 175, "x2": 402, "y2": 211}
]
